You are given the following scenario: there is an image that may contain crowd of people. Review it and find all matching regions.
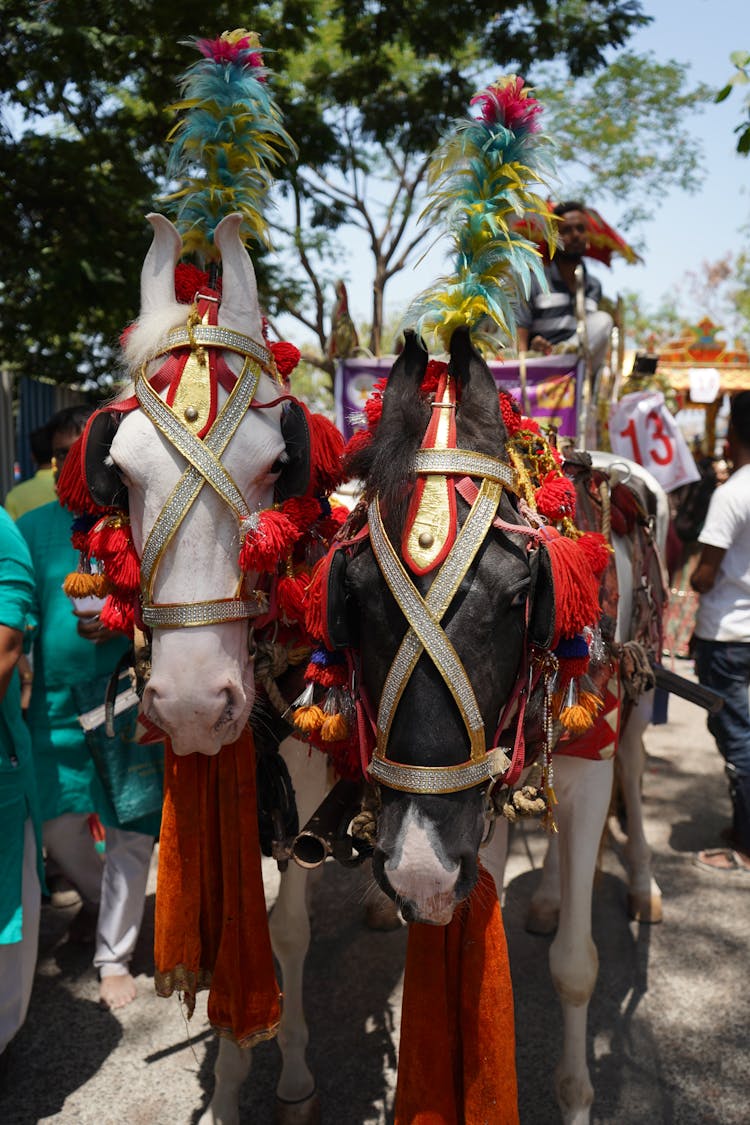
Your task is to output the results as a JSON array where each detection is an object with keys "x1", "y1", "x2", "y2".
[{"x1": 1, "y1": 406, "x2": 161, "y2": 1070}]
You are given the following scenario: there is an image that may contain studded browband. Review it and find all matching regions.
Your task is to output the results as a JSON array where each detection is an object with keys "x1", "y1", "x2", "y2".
[{"x1": 367, "y1": 447, "x2": 519, "y2": 794}]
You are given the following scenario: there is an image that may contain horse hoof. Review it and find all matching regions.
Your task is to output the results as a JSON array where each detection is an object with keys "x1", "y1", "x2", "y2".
[
  {"x1": 627, "y1": 892, "x2": 663, "y2": 924},
  {"x1": 274, "y1": 1091, "x2": 321, "y2": 1125},
  {"x1": 365, "y1": 897, "x2": 403, "y2": 931},
  {"x1": 526, "y1": 902, "x2": 559, "y2": 935}
]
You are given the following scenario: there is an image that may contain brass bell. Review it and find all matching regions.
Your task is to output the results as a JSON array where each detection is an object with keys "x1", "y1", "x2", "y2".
[{"x1": 418, "y1": 531, "x2": 434, "y2": 548}]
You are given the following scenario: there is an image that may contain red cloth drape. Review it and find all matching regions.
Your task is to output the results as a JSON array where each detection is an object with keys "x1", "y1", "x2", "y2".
[
  {"x1": 154, "y1": 729, "x2": 281, "y2": 1046},
  {"x1": 395, "y1": 865, "x2": 518, "y2": 1125}
]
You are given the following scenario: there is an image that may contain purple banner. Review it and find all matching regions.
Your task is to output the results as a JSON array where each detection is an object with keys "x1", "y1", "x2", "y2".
[{"x1": 335, "y1": 355, "x2": 582, "y2": 441}]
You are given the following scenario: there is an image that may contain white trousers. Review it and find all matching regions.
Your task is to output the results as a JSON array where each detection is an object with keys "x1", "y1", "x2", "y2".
[
  {"x1": 0, "y1": 820, "x2": 41, "y2": 1054},
  {"x1": 43, "y1": 813, "x2": 154, "y2": 978}
]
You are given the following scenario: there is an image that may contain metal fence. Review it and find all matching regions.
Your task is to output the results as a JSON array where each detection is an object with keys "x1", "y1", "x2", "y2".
[{"x1": 0, "y1": 373, "x2": 86, "y2": 503}]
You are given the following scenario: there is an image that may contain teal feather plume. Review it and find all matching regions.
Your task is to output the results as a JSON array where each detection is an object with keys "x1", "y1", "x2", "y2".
[
  {"x1": 403, "y1": 76, "x2": 556, "y2": 351},
  {"x1": 161, "y1": 30, "x2": 297, "y2": 262}
]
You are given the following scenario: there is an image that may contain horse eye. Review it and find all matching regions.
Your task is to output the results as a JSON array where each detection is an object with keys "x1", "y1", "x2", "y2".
[
  {"x1": 510, "y1": 589, "x2": 527, "y2": 608},
  {"x1": 270, "y1": 452, "x2": 288, "y2": 477}
]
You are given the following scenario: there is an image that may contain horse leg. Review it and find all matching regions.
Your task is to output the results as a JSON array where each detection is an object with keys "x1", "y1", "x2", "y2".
[
  {"x1": 616, "y1": 693, "x2": 663, "y2": 923},
  {"x1": 479, "y1": 814, "x2": 510, "y2": 901},
  {"x1": 549, "y1": 755, "x2": 613, "y2": 1125},
  {"x1": 527, "y1": 832, "x2": 562, "y2": 935},
  {"x1": 201, "y1": 739, "x2": 327, "y2": 1125},
  {"x1": 271, "y1": 737, "x2": 328, "y2": 1125}
]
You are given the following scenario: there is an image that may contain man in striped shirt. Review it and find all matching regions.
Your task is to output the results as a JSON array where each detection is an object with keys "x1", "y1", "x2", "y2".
[{"x1": 516, "y1": 201, "x2": 613, "y2": 375}]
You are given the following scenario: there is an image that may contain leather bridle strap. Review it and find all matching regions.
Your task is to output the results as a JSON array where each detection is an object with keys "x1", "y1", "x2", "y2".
[
  {"x1": 368, "y1": 481, "x2": 512, "y2": 793},
  {"x1": 136, "y1": 354, "x2": 267, "y2": 628}
]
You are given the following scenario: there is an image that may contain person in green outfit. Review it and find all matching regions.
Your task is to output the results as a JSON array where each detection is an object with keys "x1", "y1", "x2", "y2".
[
  {"x1": 0, "y1": 507, "x2": 43, "y2": 1058},
  {"x1": 3, "y1": 422, "x2": 56, "y2": 521},
  {"x1": 18, "y1": 406, "x2": 159, "y2": 1011}
]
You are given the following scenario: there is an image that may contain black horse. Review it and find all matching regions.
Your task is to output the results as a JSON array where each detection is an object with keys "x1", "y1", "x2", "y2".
[{"x1": 343, "y1": 327, "x2": 547, "y2": 924}]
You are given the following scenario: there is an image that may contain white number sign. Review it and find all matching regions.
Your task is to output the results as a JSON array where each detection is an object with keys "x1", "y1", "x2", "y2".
[{"x1": 609, "y1": 391, "x2": 700, "y2": 492}]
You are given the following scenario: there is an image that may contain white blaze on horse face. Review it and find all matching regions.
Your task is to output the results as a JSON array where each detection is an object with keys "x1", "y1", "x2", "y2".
[
  {"x1": 384, "y1": 806, "x2": 460, "y2": 925},
  {"x1": 112, "y1": 212, "x2": 286, "y2": 756}
]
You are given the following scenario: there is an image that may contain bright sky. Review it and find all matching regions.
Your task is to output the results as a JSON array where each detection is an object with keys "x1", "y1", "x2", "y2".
[{"x1": 336, "y1": 0, "x2": 749, "y2": 340}]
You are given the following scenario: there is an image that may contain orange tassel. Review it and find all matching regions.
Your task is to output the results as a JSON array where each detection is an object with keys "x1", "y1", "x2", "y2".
[
  {"x1": 62, "y1": 571, "x2": 110, "y2": 598},
  {"x1": 560, "y1": 703, "x2": 595, "y2": 734},
  {"x1": 321, "y1": 712, "x2": 349, "y2": 742},
  {"x1": 292, "y1": 704, "x2": 325, "y2": 733}
]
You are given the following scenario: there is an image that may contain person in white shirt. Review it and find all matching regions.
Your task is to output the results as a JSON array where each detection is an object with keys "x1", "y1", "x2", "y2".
[{"x1": 691, "y1": 390, "x2": 750, "y2": 873}]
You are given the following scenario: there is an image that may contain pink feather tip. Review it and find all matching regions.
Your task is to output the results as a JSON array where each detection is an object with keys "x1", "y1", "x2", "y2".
[{"x1": 470, "y1": 76, "x2": 542, "y2": 134}]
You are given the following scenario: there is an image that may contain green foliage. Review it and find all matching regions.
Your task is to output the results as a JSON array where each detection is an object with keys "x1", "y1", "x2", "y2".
[
  {"x1": 715, "y1": 50, "x2": 750, "y2": 155},
  {"x1": 533, "y1": 52, "x2": 713, "y2": 231},
  {"x1": 0, "y1": 0, "x2": 652, "y2": 382}
]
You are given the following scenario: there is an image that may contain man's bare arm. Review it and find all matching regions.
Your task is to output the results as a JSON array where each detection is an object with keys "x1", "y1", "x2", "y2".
[
  {"x1": 690, "y1": 544, "x2": 726, "y2": 594},
  {"x1": 0, "y1": 624, "x2": 24, "y2": 703}
]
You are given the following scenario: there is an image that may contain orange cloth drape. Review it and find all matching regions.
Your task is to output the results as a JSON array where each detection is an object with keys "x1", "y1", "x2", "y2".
[
  {"x1": 154, "y1": 729, "x2": 281, "y2": 1047},
  {"x1": 395, "y1": 865, "x2": 518, "y2": 1125}
]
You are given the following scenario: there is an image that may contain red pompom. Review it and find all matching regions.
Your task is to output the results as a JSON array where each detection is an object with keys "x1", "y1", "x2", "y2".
[
  {"x1": 421, "y1": 360, "x2": 449, "y2": 397},
  {"x1": 239, "y1": 508, "x2": 300, "y2": 573},
  {"x1": 174, "y1": 262, "x2": 219, "y2": 304},
  {"x1": 100, "y1": 593, "x2": 135, "y2": 638},
  {"x1": 270, "y1": 340, "x2": 301, "y2": 377},
  {"x1": 363, "y1": 391, "x2": 384, "y2": 430},
  {"x1": 535, "y1": 471, "x2": 577, "y2": 521},
  {"x1": 343, "y1": 428, "x2": 372, "y2": 465},
  {"x1": 576, "y1": 532, "x2": 611, "y2": 578}
]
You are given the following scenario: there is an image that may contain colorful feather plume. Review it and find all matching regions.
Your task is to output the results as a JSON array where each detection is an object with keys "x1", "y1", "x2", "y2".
[
  {"x1": 162, "y1": 29, "x2": 297, "y2": 261},
  {"x1": 404, "y1": 76, "x2": 556, "y2": 351}
]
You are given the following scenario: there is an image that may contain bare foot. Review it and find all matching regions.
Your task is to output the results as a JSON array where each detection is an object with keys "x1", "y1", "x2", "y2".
[{"x1": 99, "y1": 973, "x2": 137, "y2": 1009}]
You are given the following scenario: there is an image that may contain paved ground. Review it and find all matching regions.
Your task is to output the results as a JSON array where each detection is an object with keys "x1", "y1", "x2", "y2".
[{"x1": 1, "y1": 658, "x2": 748, "y2": 1124}]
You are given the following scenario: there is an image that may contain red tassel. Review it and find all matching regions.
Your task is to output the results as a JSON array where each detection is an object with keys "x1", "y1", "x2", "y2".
[
  {"x1": 280, "y1": 496, "x2": 321, "y2": 533},
  {"x1": 535, "y1": 470, "x2": 576, "y2": 521},
  {"x1": 270, "y1": 340, "x2": 301, "y2": 377},
  {"x1": 87, "y1": 517, "x2": 141, "y2": 592},
  {"x1": 304, "y1": 660, "x2": 348, "y2": 688},
  {"x1": 71, "y1": 529, "x2": 89, "y2": 551},
  {"x1": 304, "y1": 559, "x2": 327, "y2": 643},
  {"x1": 100, "y1": 593, "x2": 135, "y2": 638},
  {"x1": 576, "y1": 531, "x2": 611, "y2": 578},
  {"x1": 239, "y1": 509, "x2": 300, "y2": 573},
  {"x1": 342, "y1": 428, "x2": 372, "y2": 468},
  {"x1": 543, "y1": 529, "x2": 601, "y2": 644},
  {"x1": 308, "y1": 412, "x2": 345, "y2": 496},
  {"x1": 277, "y1": 570, "x2": 311, "y2": 623}
]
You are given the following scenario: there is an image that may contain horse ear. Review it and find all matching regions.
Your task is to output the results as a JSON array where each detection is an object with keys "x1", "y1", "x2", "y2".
[
  {"x1": 84, "y1": 410, "x2": 130, "y2": 512},
  {"x1": 448, "y1": 325, "x2": 504, "y2": 452},
  {"x1": 141, "y1": 214, "x2": 182, "y2": 315},
  {"x1": 380, "y1": 331, "x2": 428, "y2": 415},
  {"x1": 213, "y1": 213, "x2": 264, "y2": 341}
]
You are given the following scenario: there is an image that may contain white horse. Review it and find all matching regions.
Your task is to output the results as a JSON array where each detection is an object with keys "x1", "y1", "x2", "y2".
[{"x1": 481, "y1": 450, "x2": 669, "y2": 1124}]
